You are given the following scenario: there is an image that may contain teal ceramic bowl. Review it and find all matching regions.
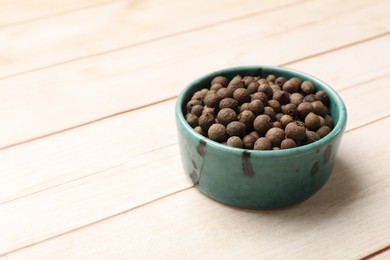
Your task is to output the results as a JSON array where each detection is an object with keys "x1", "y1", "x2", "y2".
[{"x1": 175, "y1": 66, "x2": 347, "y2": 209}]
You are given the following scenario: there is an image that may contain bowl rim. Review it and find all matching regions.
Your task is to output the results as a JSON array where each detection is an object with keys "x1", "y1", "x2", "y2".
[{"x1": 175, "y1": 65, "x2": 347, "y2": 157}]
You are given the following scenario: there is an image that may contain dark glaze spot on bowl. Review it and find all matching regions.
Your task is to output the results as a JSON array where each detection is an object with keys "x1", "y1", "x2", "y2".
[
  {"x1": 197, "y1": 139, "x2": 206, "y2": 157},
  {"x1": 242, "y1": 151, "x2": 253, "y2": 177},
  {"x1": 311, "y1": 162, "x2": 319, "y2": 176},
  {"x1": 190, "y1": 170, "x2": 199, "y2": 185},
  {"x1": 316, "y1": 148, "x2": 320, "y2": 153},
  {"x1": 192, "y1": 159, "x2": 197, "y2": 169},
  {"x1": 324, "y1": 145, "x2": 332, "y2": 163},
  {"x1": 256, "y1": 68, "x2": 263, "y2": 77}
]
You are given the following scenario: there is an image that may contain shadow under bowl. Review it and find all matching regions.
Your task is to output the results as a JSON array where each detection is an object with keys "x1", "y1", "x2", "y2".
[{"x1": 175, "y1": 66, "x2": 347, "y2": 209}]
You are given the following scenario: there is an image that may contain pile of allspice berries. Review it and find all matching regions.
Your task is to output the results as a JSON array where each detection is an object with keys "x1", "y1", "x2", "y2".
[{"x1": 185, "y1": 74, "x2": 334, "y2": 150}]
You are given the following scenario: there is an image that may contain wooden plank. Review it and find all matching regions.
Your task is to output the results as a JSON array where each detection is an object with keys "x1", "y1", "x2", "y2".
[
  {"x1": 4, "y1": 118, "x2": 390, "y2": 259},
  {"x1": 0, "y1": 0, "x2": 112, "y2": 27},
  {"x1": 0, "y1": 1, "x2": 389, "y2": 148},
  {"x1": 0, "y1": 0, "x2": 301, "y2": 78},
  {"x1": 370, "y1": 249, "x2": 390, "y2": 260},
  {"x1": 0, "y1": 73, "x2": 388, "y2": 255}
]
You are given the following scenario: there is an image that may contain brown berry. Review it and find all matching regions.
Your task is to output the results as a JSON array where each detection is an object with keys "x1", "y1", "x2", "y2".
[
  {"x1": 208, "y1": 123, "x2": 228, "y2": 142},
  {"x1": 186, "y1": 100, "x2": 201, "y2": 112},
  {"x1": 266, "y1": 74, "x2": 276, "y2": 82},
  {"x1": 301, "y1": 81, "x2": 315, "y2": 94},
  {"x1": 280, "y1": 114, "x2": 294, "y2": 128},
  {"x1": 281, "y1": 138, "x2": 297, "y2": 149},
  {"x1": 281, "y1": 103, "x2": 297, "y2": 117},
  {"x1": 254, "y1": 137, "x2": 272, "y2": 150},
  {"x1": 253, "y1": 114, "x2": 273, "y2": 134},
  {"x1": 297, "y1": 102, "x2": 314, "y2": 119},
  {"x1": 282, "y1": 80, "x2": 298, "y2": 93},
  {"x1": 247, "y1": 81, "x2": 259, "y2": 94},
  {"x1": 303, "y1": 94, "x2": 318, "y2": 103},
  {"x1": 243, "y1": 76, "x2": 255, "y2": 86},
  {"x1": 243, "y1": 135, "x2": 257, "y2": 149},
  {"x1": 263, "y1": 106, "x2": 276, "y2": 121},
  {"x1": 275, "y1": 113, "x2": 284, "y2": 122},
  {"x1": 217, "y1": 108, "x2": 237, "y2": 126},
  {"x1": 270, "y1": 84, "x2": 281, "y2": 93},
  {"x1": 273, "y1": 121, "x2": 283, "y2": 129},
  {"x1": 285, "y1": 121, "x2": 306, "y2": 142},
  {"x1": 194, "y1": 126, "x2": 205, "y2": 136},
  {"x1": 216, "y1": 87, "x2": 231, "y2": 100},
  {"x1": 324, "y1": 114, "x2": 334, "y2": 128},
  {"x1": 305, "y1": 130, "x2": 320, "y2": 144},
  {"x1": 210, "y1": 83, "x2": 223, "y2": 91},
  {"x1": 191, "y1": 104, "x2": 203, "y2": 117},
  {"x1": 238, "y1": 110, "x2": 255, "y2": 130},
  {"x1": 265, "y1": 127, "x2": 285, "y2": 147},
  {"x1": 317, "y1": 126, "x2": 331, "y2": 138},
  {"x1": 219, "y1": 98, "x2": 239, "y2": 111},
  {"x1": 275, "y1": 77, "x2": 287, "y2": 87},
  {"x1": 290, "y1": 93, "x2": 304, "y2": 106},
  {"x1": 186, "y1": 113, "x2": 199, "y2": 128},
  {"x1": 305, "y1": 112, "x2": 321, "y2": 131},
  {"x1": 249, "y1": 131, "x2": 260, "y2": 139},
  {"x1": 203, "y1": 93, "x2": 220, "y2": 108},
  {"x1": 226, "y1": 121, "x2": 246, "y2": 137},
  {"x1": 239, "y1": 103, "x2": 250, "y2": 112},
  {"x1": 227, "y1": 80, "x2": 245, "y2": 96},
  {"x1": 268, "y1": 100, "x2": 281, "y2": 113},
  {"x1": 199, "y1": 112, "x2": 215, "y2": 131},
  {"x1": 258, "y1": 84, "x2": 273, "y2": 99},
  {"x1": 202, "y1": 106, "x2": 215, "y2": 115},
  {"x1": 273, "y1": 90, "x2": 290, "y2": 105},
  {"x1": 233, "y1": 88, "x2": 251, "y2": 104},
  {"x1": 251, "y1": 92, "x2": 268, "y2": 106},
  {"x1": 312, "y1": 100, "x2": 327, "y2": 117},
  {"x1": 315, "y1": 90, "x2": 329, "y2": 105},
  {"x1": 248, "y1": 100, "x2": 264, "y2": 115},
  {"x1": 211, "y1": 76, "x2": 228, "y2": 87},
  {"x1": 227, "y1": 136, "x2": 243, "y2": 148}
]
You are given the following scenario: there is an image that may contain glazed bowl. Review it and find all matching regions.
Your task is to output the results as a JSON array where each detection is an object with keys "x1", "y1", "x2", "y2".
[{"x1": 175, "y1": 66, "x2": 347, "y2": 209}]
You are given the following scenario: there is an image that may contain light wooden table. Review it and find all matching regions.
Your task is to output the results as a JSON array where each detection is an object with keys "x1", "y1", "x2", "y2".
[{"x1": 0, "y1": 0, "x2": 389, "y2": 259}]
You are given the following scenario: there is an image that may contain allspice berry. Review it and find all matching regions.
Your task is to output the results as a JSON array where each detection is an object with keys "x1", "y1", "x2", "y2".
[
  {"x1": 282, "y1": 80, "x2": 298, "y2": 93},
  {"x1": 265, "y1": 127, "x2": 285, "y2": 147},
  {"x1": 275, "y1": 112, "x2": 284, "y2": 122},
  {"x1": 263, "y1": 106, "x2": 276, "y2": 121},
  {"x1": 243, "y1": 76, "x2": 255, "y2": 86},
  {"x1": 194, "y1": 126, "x2": 205, "y2": 136},
  {"x1": 249, "y1": 130, "x2": 260, "y2": 139},
  {"x1": 217, "y1": 108, "x2": 237, "y2": 126},
  {"x1": 253, "y1": 114, "x2": 273, "y2": 134},
  {"x1": 303, "y1": 94, "x2": 318, "y2": 103},
  {"x1": 289, "y1": 77, "x2": 302, "y2": 88},
  {"x1": 211, "y1": 76, "x2": 228, "y2": 87},
  {"x1": 203, "y1": 93, "x2": 220, "y2": 108},
  {"x1": 219, "y1": 98, "x2": 239, "y2": 111},
  {"x1": 281, "y1": 138, "x2": 297, "y2": 149},
  {"x1": 317, "y1": 126, "x2": 331, "y2": 138},
  {"x1": 248, "y1": 100, "x2": 264, "y2": 115},
  {"x1": 216, "y1": 87, "x2": 231, "y2": 100},
  {"x1": 305, "y1": 112, "x2": 321, "y2": 131},
  {"x1": 275, "y1": 77, "x2": 287, "y2": 87},
  {"x1": 305, "y1": 130, "x2": 320, "y2": 144},
  {"x1": 324, "y1": 114, "x2": 334, "y2": 128},
  {"x1": 315, "y1": 90, "x2": 329, "y2": 105},
  {"x1": 290, "y1": 93, "x2": 304, "y2": 106},
  {"x1": 191, "y1": 104, "x2": 203, "y2": 117},
  {"x1": 268, "y1": 100, "x2": 281, "y2": 113},
  {"x1": 258, "y1": 83, "x2": 273, "y2": 99},
  {"x1": 202, "y1": 106, "x2": 215, "y2": 115},
  {"x1": 233, "y1": 88, "x2": 251, "y2": 104},
  {"x1": 210, "y1": 83, "x2": 224, "y2": 91},
  {"x1": 247, "y1": 81, "x2": 259, "y2": 94},
  {"x1": 227, "y1": 136, "x2": 244, "y2": 148},
  {"x1": 239, "y1": 103, "x2": 250, "y2": 112},
  {"x1": 281, "y1": 103, "x2": 297, "y2": 117},
  {"x1": 266, "y1": 74, "x2": 276, "y2": 82},
  {"x1": 226, "y1": 121, "x2": 246, "y2": 137},
  {"x1": 238, "y1": 110, "x2": 255, "y2": 130},
  {"x1": 285, "y1": 121, "x2": 306, "y2": 142},
  {"x1": 273, "y1": 90, "x2": 290, "y2": 105},
  {"x1": 243, "y1": 134, "x2": 257, "y2": 149},
  {"x1": 199, "y1": 112, "x2": 215, "y2": 131},
  {"x1": 280, "y1": 114, "x2": 294, "y2": 128},
  {"x1": 186, "y1": 100, "x2": 201, "y2": 112},
  {"x1": 227, "y1": 81, "x2": 245, "y2": 96},
  {"x1": 254, "y1": 137, "x2": 272, "y2": 150},
  {"x1": 186, "y1": 113, "x2": 199, "y2": 128},
  {"x1": 297, "y1": 102, "x2": 314, "y2": 119},
  {"x1": 251, "y1": 92, "x2": 268, "y2": 106},
  {"x1": 301, "y1": 81, "x2": 315, "y2": 94},
  {"x1": 208, "y1": 123, "x2": 228, "y2": 142},
  {"x1": 312, "y1": 100, "x2": 327, "y2": 117},
  {"x1": 273, "y1": 121, "x2": 283, "y2": 129}
]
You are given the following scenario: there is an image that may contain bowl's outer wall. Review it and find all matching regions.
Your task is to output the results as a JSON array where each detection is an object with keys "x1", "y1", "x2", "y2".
[{"x1": 175, "y1": 66, "x2": 347, "y2": 209}]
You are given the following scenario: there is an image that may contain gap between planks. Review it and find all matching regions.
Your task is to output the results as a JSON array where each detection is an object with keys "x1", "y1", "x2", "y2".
[
  {"x1": 2, "y1": 117, "x2": 389, "y2": 258},
  {"x1": 0, "y1": 33, "x2": 389, "y2": 152}
]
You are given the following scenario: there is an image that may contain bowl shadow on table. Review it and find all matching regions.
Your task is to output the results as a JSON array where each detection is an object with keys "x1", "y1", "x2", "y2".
[{"x1": 224, "y1": 157, "x2": 363, "y2": 221}]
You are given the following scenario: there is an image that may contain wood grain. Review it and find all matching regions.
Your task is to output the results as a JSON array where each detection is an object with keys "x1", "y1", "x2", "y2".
[
  {"x1": 0, "y1": 72, "x2": 388, "y2": 255},
  {"x1": 4, "y1": 118, "x2": 389, "y2": 259},
  {"x1": 0, "y1": 0, "x2": 113, "y2": 27},
  {"x1": 0, "y1": 1, "x2": 389, "y2": 148},
  {"x1": 0, "y1": 0, "x2": 300, "y2": 78}
]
